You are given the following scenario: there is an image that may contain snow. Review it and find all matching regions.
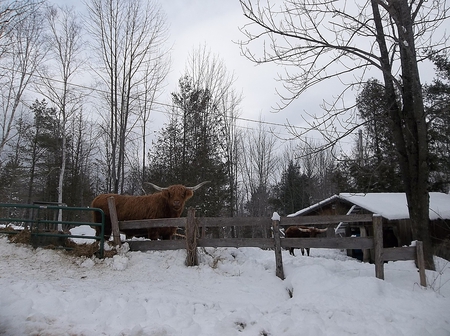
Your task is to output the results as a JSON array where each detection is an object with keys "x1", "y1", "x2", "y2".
[
  {"x1": 271, "y1": 212, "x2": 281, "y2": 221},
  {"x1": 1, "y1": 230, "x2": 450, "y2": 336},
  {"x1": 339, "y1": 192, "x2": 450, "y2": 220},
  {"x1": 69, "y1": 225, "x2": 97, "y2": 245},
  {"x1": 287, "y1": 195, "x2": 339, "y2": 217},
  {"x1": 288, "y1": 192, "x2": 450, "y2": 221}
]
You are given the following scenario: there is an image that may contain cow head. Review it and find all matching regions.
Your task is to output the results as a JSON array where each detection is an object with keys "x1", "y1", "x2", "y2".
[{"x1": 148, "y1": 181, "x2": 210, "y2": 212}]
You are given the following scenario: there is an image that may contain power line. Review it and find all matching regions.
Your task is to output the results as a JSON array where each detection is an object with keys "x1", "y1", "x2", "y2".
[{"x1": 1, "y1": 64, "x2": 357, "y2": 144}]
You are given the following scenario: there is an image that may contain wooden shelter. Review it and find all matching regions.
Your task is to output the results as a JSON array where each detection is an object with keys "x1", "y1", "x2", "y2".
[{"x1": 288, "y1": 192, "x2": 450, "y2": 260}]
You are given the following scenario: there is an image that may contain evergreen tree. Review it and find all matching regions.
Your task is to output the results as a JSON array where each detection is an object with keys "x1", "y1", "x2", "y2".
[
  {"x1": 275, "y1": 160, "x2": 311, "y2": 216},
  {"x1": 336, "y1": 79, "x2": 404, "y2": 192},
  {"x1": 25, "y1": 100, "x2": 62, "y2": 203},
  {"x1": 425, "y1": 53, "x2": 450, "y2": 192},
  {"x1": 0, "y1": 116, "x2": 30, "y2": 204},
  {"x1": 147, "y1": 76, "x2": 229, "y2": 217}
]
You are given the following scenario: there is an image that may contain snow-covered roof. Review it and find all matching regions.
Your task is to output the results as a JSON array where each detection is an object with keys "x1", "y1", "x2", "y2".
[
  {"x1": 288, "y1": 192, "x2": 450, "y2": 221},
  {"x1": 287, "y1": 195, "x2": 339, "y2": 217}
]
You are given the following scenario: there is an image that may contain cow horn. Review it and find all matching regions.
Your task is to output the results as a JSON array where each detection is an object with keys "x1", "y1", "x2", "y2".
[
  {"x1": 298, "y1": 227, "x2": 310, "y2": 233},
  {"x1": 187, "y1": 181, "x2": 210, "y2": 191},
  {"x1": 317, "y1": 228, "x2": 328, "y2": 233},
  {"x1": 147, "y1": 183, "x2": 167, "y2": 191}
]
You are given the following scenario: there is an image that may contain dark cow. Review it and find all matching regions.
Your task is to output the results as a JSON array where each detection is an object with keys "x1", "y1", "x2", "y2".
[
  {"x1": 284, "y1": 226, "x2": 328, "y2": 256},
  {"x1": 91, "y1": 182, "x2": 209, "y2": 240}
]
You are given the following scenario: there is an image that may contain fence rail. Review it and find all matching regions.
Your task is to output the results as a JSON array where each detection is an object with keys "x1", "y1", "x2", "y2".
[{"x1": 105, "y1": 197, "x2": 426, "y2": 286}]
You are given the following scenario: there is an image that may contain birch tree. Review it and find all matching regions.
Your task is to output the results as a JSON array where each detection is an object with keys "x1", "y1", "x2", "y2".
[{"x1": 36, "y1": 5, "x2": 84, "y2": 229}]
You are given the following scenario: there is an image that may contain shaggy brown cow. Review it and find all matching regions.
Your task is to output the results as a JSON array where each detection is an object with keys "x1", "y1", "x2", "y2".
[
  {"x1": 284, "y1": 226, "x2": 328, "y2": 256},
  {"x1": 91, "y1": 182, "x2": 209, "y2": 240}
]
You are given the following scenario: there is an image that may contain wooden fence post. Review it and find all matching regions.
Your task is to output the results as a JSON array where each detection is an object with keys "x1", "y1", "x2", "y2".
[
  {"x1": 272, "y1": 213, "x2": 285, "y2": 280},
  {"x1": 373, "y1": 214, "x2": 384, "y2": 280},
  {"x1": 416, "y1": 241, "x2": 427, "y2": 287},
  {"x1": 107, "y1": 196, "x2": 121, "y2": 247},
  {"x1": 185, "y1": 208, "x2": 198, "y2": 266}
]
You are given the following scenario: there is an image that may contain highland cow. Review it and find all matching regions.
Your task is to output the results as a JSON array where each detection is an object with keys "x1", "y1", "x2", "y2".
[
  {"x1": 284, "y1": 226, "x2": 328, "y2": 256},
  {"x1": 91, "y1": 182, "x2": 209, "y2": 240}
]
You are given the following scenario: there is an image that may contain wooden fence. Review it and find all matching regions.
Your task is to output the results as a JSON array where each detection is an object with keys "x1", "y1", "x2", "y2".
[{"x1": 108, "y1": 200, "x2": 426, "y2": 286}]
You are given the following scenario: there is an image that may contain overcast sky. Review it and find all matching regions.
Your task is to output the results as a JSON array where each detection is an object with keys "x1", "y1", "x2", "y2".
[
  {"x1": 60, "y1": 0, "x2": 310, "y2": 146},
  {"x1": 159, "y1": 0, "x2": 341, "y2": 147},
  {"x1": 58, "y1": 0, "x2": 439, "y2": 154},
  {"x1": 160, "y1": 1, "x2": 301, "y2": 136}
]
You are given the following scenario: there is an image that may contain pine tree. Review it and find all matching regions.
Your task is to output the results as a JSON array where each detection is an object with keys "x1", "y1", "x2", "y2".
[
  {"x1": 341, "y1": 79, "x2": 404, "y2": 192},
  {"x1": 147, "y1": 76, "x2": 229, "y2": 217},
  {"x1": 275, "y1": 160, "x2": 311, "y2": 216},
  {"x1": 425, "y1": 53, "x2": 450, "y2": 192}
]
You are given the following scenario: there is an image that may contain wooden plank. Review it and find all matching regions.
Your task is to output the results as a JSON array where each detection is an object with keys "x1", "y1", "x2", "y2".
[
  {"x1": 198, "y1": 217, "x2": 272, "y2": 228},
  {"x1": 120, "y1": 216, "x2": 271, "y2": 230},
  {"x1": 281, "y1": 237, "x2": 374, "y2": 250},
  {"x1": 198, "y1": 238, "x2": 274, "y2": 248},
  {"x1": 119, "y1": 217, "x2": 186, "y2": 230},
  {"x1": 373, "y1": 215, "x2": 384, "y2": 280},
  {"x1": 107, "y1": 197, "x2": 121, "y2": 246},
  {"x1": 383, "y1": 247, "x2": 416, "y2": 261},
  {"x1": 119, "y1": 214, "x2": 372, "y2": 231},
  {"x1": 416, "y1": 241, "x2": 427, "y2": 287},
  {"x1": 272, "y1": 218, "x2": 284, "y2": 280},
  {"x1": 127, "y1": 240, "x2": 186, "y2": 251},
  {"x1": 281, "y1": 214, "x2": 373, "y2": 226},
  {"x1": 128, "y1": 237, "x2": 375, "y2": 251}
]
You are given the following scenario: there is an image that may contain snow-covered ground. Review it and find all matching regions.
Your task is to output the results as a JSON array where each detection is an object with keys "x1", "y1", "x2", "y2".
[{"x1": 0, "y1": 230, "x2": 449, "y2": 336}]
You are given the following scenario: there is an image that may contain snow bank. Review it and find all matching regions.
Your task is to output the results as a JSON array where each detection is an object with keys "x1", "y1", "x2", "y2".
[{"x1": 0, "y1": 236, "x2": 449, "y2": 335}]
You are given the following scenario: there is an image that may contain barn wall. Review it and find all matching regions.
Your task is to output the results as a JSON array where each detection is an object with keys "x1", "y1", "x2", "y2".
[
  {"x1": 310, "y1": 202, "x2": 352, "y2": 216},
  {"x1": 430, "y1": 219, "x2": 450, "y2": 260}
]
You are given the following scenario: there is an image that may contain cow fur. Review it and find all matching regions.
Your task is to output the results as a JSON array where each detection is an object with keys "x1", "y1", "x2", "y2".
[
  {"x1": 91, "y1": 183, "x2": 208, "y2": 240},
  {"x1": 284, "y1": 226, "x2": 328, "y2": 256}
]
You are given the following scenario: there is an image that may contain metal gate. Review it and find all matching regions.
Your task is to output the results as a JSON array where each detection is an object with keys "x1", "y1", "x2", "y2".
[{"x1": 0, "y1": 203, "x2": 105, "y2": 258}]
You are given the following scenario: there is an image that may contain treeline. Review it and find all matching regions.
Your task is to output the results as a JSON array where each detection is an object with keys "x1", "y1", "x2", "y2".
[{"x1": 0, "y1": 1, "x2": 449, "y2": 221}]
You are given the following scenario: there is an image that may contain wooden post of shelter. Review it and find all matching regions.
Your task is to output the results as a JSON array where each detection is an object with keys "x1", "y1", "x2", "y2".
[
  {"x1": 373, "y1": 214, "x2": 384, "y2": 280},
  {"x1": 359, "y1": 225, "x2": 370, "y2": 263},
  {"x1": 416, "y1": 241, "x2": 427, "y2": 287},
  {"x1": 185, "y1": 208, "x2": 198, "y2": 266},
  {"x1": 272, "y1": 213, "x2": 285, "y2": 280},
  {"x1": 107, "y1": 196, "x2": 122, "y2": 247}
]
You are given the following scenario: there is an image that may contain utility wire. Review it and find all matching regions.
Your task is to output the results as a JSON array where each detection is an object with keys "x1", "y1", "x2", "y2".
[{"x1": 2, "y1": 64, "x2": 357, "y2": 144}]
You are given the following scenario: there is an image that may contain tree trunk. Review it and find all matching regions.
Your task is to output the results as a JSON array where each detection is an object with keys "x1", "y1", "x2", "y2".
[
  {"x1": 57, "y1": 131, "x2": 66, "y2": 231},
  {"x1": 372, "y1": 0, "x2": 434, "y2": 270}
]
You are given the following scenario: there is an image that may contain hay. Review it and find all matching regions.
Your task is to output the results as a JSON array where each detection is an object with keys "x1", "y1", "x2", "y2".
[
  {"x1": 65, "y1": 239, "x2": 117, "y2": 258},
  {"x1": 4, "y1": 228, "x2": 117, "y2": 259},
  {"x1": 65, "y1": 239, "x2": 98, "y2": 257},
  {"x1": 9, "y1": 229, "x2": 31, "y2": 244}
]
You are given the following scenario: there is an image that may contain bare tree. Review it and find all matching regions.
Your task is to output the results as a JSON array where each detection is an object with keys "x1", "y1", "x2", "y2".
[
  {"x1": 34, "y1": 5, "x2": 85, "y2": 228},
  {"x1": 0, "y1": 1, "x2": 43, "y2": 55},
  {"x1": 239, "y1": 0, "x2": 450, "y2": 269},
  {"x1": 240, "y1": 120, "x2": 279, "y2": 217},
  {"x1": 85, "y1": 0, "x2": 169, "y2": 194},
  {"x1": 293, "y1": 139, "x2": 337, "y2": 202},
  {"x1": 0, "y1": 1, "x2": 46, "y2": 158},
  {"x1": 136, "y1": 54, "x2": 169, "y2": 186}
]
